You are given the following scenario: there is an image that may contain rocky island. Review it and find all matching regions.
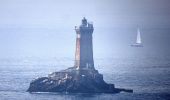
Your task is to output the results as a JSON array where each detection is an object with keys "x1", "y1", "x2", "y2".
[{"x1": 27, "y1": 18, "x2": 133, "y2": 93}]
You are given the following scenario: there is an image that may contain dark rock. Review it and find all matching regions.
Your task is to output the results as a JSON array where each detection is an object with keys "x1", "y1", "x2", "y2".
[{"x1": 27, "y1": 67, "x2": 133, "y2": 93}]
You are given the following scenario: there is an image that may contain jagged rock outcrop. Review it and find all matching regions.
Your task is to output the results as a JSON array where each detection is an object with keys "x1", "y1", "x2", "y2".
[{"x1": 27, "y1": 67, "x2": 133, "y2": 93}]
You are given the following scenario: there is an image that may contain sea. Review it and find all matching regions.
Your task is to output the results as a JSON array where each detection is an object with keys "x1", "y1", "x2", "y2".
[{"x1": 0, "y1": 54, "x2": 170, "y2": 100}]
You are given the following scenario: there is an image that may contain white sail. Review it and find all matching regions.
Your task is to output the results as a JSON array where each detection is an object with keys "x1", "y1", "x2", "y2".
[{"x1": 136, "y1": 28, "x2": 141, "y2": 44}]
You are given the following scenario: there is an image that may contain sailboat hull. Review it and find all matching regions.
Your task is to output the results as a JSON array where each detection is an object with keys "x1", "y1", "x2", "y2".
[{"x1": 131, "y1": 43, "x2": 143, "y2": 47}]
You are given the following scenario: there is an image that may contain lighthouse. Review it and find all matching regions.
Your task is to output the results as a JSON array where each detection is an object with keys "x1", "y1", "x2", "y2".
[
  {"x1": 74, "y1": 17, "x2": 94, "y2": 70},
  {"x1": 28, "y1": 17, "x2": 133, "y2": 93}
]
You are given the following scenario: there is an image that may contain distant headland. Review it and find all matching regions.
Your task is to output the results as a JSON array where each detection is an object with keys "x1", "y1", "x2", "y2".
[{"x1": 27, "y1": 18, "x2": 133, "y2": 93}]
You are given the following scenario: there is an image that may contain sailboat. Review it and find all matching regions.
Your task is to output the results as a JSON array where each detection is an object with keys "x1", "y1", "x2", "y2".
[{"x1": 131, "y1": 28, "x2": 143, "y2": 47}]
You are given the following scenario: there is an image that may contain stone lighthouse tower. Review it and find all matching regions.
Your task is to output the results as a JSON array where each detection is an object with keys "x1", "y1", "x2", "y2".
[{"x1": 74, "y1": 17, "x2": 94, "y2": 70}]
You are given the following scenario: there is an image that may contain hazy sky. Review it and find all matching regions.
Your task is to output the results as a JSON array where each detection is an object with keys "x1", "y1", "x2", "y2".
[{"x1": 0, "y1": 0, "x2": 170, "y2": 58}]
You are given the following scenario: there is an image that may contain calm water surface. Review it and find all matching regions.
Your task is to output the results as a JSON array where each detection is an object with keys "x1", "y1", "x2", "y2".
[{"x1": 0, "y1": 55, "x2": 170, "y2": 100}]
